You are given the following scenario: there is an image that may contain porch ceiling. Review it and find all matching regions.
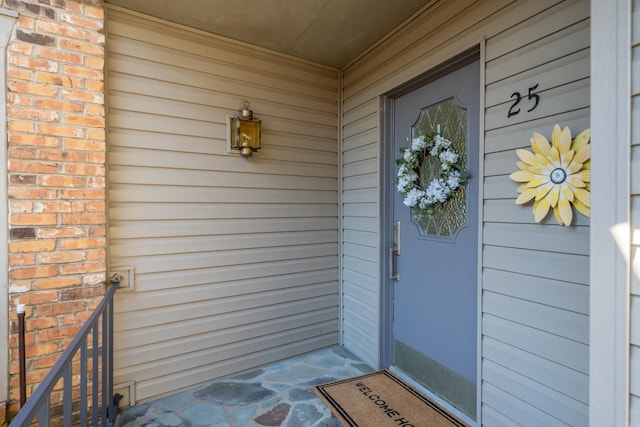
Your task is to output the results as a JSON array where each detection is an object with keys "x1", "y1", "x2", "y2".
[{"x1": 104, "y1": 0, "x2": 434, "y2": 68}]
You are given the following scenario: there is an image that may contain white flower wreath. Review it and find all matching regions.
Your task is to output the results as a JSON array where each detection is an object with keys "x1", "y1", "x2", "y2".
[{"x1": 396, "y1": 128, "x2": 469, "y2": 217}]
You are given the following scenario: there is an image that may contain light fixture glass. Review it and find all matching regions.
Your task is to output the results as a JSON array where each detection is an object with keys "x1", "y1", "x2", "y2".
[{"x1": 230, "y1": 100, "x2": 261, "y2": 157}]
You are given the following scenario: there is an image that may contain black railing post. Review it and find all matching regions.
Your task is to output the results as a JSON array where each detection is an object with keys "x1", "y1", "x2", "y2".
[{"x1": 17, "y1": 303, "x2": 26, "y2": 408}]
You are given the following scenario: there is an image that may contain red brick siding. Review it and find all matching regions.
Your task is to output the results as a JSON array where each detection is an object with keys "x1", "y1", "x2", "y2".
[{"x1": 2, "y1": 0, "x2": 105, "y2": 421}]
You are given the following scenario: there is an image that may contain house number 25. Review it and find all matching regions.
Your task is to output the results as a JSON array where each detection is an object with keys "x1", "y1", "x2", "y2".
[{"x1": 508, "y1": 83, "x2": 540, "y2": 118}]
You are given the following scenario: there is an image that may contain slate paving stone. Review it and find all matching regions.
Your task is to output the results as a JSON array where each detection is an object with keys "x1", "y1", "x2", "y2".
[
  {"x1": 288, "y1": 387, "x2": 316, "y2": 402},
  {"x1": 287, "y1": 403, "x2": 323, "y2": 427},
  {"x1": 196, "y1": 382, "x2": 275, "y2": 405},
  {"x1": 116, "y1": 346, "x2": 372, "y2": 427},
  {"x1": 254, "y1": 402, "x2": 291, "y2": 426},
  {"x1": 155, "y1": 393, "x2": 192, "y2": 412},
  {"x1": 179, "y1": 402, "x2": 227, "y2": 424}
]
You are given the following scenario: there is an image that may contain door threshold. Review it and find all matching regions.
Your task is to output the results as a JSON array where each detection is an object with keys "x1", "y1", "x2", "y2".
[{"x1": 388, "y1": 367, "x2": 476, "y2": 427}]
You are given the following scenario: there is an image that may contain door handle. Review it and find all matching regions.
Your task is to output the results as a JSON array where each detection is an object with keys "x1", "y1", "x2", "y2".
[
  {"x1": 389, "y1": 247, "x2": 399, "y2": 281},
  {"x1": 389, "y1": 220, "x2": 400, "y2": 281}
]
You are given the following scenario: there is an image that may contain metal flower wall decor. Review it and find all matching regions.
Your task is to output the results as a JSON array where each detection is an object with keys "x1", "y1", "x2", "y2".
[{"x1": 509, "y1": 124, "x2": 590, "y2": 226}]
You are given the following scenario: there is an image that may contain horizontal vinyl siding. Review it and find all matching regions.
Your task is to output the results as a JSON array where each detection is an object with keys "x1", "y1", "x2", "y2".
[
  {"x1": 631, "y1": 0, "x2": 640, "y2": 423},
  {"x1": 483, "y1": 1, "x2": 590, "y2": 425},
  {"x1": 342, "y1": 0, "x2": 590, "y2": 424},
  {"x1": 106, "y1": 7, "x2": 340, "y2": 403}
]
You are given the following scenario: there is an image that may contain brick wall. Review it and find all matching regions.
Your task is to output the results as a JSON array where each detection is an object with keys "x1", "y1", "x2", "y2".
[{"x1": 2, "y1": 0, "x2": 105, "y2": 421}]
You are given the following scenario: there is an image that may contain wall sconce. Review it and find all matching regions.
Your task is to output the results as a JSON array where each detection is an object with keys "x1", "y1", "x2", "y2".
[{"x1": 228, "y1": 100, "x2": 261, "y2": 157}]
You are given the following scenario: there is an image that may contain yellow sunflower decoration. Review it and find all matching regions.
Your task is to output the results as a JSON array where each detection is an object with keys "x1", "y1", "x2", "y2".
[{"x1": 509, "y1": 124, "x2": 590, "y2": 226}]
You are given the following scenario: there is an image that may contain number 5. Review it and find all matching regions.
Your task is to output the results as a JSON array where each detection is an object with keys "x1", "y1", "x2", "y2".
[{"x1": 527, "y1": 84, "x2": 540, "y2": 112}]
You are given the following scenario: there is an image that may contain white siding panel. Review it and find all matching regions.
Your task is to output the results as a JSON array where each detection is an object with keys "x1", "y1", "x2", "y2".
[{"x1": 107, "y1": 7, "x2": 340, "y2": 403}]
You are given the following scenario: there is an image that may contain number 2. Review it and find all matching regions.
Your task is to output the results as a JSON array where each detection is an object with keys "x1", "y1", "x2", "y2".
[{"x1": 507, "y1": 92, "x2": 521, "y2": 118}]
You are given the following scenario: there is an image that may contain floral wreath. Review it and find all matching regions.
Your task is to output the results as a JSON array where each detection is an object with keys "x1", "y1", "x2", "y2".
[
  {"x1": 396, "y1": 126, "x2": 468, "y2": 217},
  {"x1": 509, "y1": 124, "x2": 590, "y2": 226}
]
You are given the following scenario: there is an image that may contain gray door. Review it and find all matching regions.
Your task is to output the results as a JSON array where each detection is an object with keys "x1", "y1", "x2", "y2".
[{"x1": 390, "y1": 60, "x2": 479, "y2": 420}]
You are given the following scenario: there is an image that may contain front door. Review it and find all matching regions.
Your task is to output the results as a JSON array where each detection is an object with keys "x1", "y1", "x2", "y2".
[{"x1": 389, "y1": 59, "x2": 480, "y2": 420}]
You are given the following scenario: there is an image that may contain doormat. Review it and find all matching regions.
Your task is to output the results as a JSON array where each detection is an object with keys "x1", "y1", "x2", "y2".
[{"x1": 313, "y1": 370, "x2": 469, "y2": 427}]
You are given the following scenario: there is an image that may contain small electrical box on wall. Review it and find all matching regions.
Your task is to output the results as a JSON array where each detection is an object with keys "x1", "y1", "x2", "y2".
[{"x1": 110, "y1": 265, "x2": 135, "y2": 291}]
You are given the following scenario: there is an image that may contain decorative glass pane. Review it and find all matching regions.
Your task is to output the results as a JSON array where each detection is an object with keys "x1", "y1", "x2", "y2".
[{"x1": 411, "y1": 98, "x2": 468, "y2": 238}]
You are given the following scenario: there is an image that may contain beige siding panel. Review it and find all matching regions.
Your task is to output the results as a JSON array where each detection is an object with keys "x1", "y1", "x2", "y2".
[
  {"x1": 341, "y1": 158, "x2": 377, "y2": 178},
  {"x1": 343, "y1": 174, "x2": 377, "y2": 191},
  {"x1": 484, "y1": 0, "x2": 588, "y2": 62},
  {"x1": 484, "y1": 109, "x2": 590, "y2": 154},
  {"x1": 484, "y1": 246, "x2": 589, "y2": 285},
  {"x1": 116, "y1": 303, "x2": 338, "y2": 367},
  {"x1": 485, "y1": 49, "x2": 589, "y2": 108},
  {"x1": 633, "y1": 395, "x2": 640, "y2": 427},
  {"x1": 483, "y1": 222, "x2": 589, "y2": 256},
  {"x1": 485, "y1": 20, "x2": 589, "y2": 85},
  {"x1": 483, "y1": 314, "x2": 588, "y2": 374},
  {"x1": 107, "y1": 15, "x2": 337, "y2": 88},
  {"x1": 343, "y1": 217, "x2": 377, "y2": 233},
  {"x1": 108, "y1": 8, "x2": 339, "y2": 403},
  {"x1": 483, "y1": 337, "x2": 588, "y2": 403},
  {"x1": 631, "y1": 46, "x2": 640, "y2": 95},
  {"x1": 110, "y1": 218, "x2": 338, "y2": 240},
  {"x1": 343, "y1": 99, "x2": 378, "y2": 128},
  {"x1": 483, "y1": 268, "x2": 588, "y2": 314},
  {"x1": 343, "y1": 243, "x2": 377, "y2": 263},
  {"x1": 485, "y1": 78, "x2": 590, "y2": 131},
  {"x1": 343, "y1": 129, "x2": 377, "y2": 153},
  {"x1": 133, "y1": 258, "x2": 338, "y2": 294},
  {"x1": 110, "y1": 164, "x2": 337, "y2": 191},
  {"x1": 115, "y1": 271, "x2": 337, "y2": 316},
  {"x1": 129, "y1": 332, "x2": 339, "y2": 400},
  {"x1": 633, "y1": 295, "x2": 640, "y2": 346},
  {"x1": 343, "y1": 0, "x2": 565, "y2": 109},
  {"x1": 484, "y1": 292, "x2": 588, "y2": 343},
  {"x1": 632, "y1": 146, "x2": 640, "y2": 196},
  {"x1": 484, "y1": 198, "x2": 590, "y2": 226},
  {"x1": 633, "y1": 346, "x2": 640, "y2": 419},
  {"x1": 484, "y1": 358, "x2": 588, "y2": 425},
  {"x1": 342, "y1": 143, "x2": 377, "y2": 166},
  {"x1": 482, "y1": 383, "x2": 586, "y2": 427},
  {"x1": 341, "y1": 6, "x2": 591, "y2": 423}
]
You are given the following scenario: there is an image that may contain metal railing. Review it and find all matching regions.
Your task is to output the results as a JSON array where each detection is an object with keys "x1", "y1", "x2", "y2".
[{"x1": 10, "y1": 276, "x2": 122, "y2": 427}]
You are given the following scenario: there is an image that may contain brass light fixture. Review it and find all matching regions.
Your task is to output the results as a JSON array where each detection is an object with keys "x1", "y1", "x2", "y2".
[{"x1": 228, "y1": 100, "x2": 261, "y2": 157}]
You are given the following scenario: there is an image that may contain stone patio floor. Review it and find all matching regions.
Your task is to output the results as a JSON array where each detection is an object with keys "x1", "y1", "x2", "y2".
[{"x1": 115, "y1": 346, "x2": 372, "y2": 427}]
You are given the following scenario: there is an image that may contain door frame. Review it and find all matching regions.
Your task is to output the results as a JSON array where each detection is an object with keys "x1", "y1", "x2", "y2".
[{"x1": 378, "y1": 43, "x2": 485, "y2": 422}]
